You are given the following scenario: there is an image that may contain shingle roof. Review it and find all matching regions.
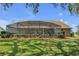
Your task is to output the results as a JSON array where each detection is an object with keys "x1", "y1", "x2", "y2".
[
  {"x1": 7, "y1": 21, "x2": 71, "y2": 29},
  {"x1": 51, "y1": 21, "x2": 71, "y2": 28}
]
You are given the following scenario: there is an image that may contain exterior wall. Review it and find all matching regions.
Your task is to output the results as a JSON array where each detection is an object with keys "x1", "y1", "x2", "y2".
[{"x1": 62, "y1": 28, "x2": 71, "y2": 37}]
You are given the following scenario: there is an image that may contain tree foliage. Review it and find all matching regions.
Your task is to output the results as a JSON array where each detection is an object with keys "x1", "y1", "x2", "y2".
[
  {"x1": 0, "y1": 3, "x2": 39, "y2": 14},
  {"x1": 52, "y1": 3, "x2": 79, "y2": 15},
  {"x1": 76, "y1": 25, "x2": 79, "y2": 35},
  {"x1": 1, "y1": 3, "x2": 79, "y2": 15}
]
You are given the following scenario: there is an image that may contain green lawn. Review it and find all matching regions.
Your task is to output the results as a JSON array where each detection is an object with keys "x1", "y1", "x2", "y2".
[{"x1": 0, "y1": 38, "x2": 79, "y2": 56}]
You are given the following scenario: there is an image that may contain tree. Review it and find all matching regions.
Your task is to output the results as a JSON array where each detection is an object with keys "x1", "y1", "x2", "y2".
[
  {"x1": 76, "y1": 25, "x2": 79, "y2": 35},
  {"x1": 1, "y1": 3, "x2": 79, "y2": 15}
]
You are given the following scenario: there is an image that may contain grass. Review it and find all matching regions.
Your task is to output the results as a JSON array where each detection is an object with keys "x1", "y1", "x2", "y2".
[{"x1": 0, "y1": 37, "x2": 79, "y2": 56}]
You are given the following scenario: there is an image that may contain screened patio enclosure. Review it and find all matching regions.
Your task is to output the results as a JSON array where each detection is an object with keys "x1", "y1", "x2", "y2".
[{"x1": 6, "y1": 21, "x2": 71, "y2": 38}]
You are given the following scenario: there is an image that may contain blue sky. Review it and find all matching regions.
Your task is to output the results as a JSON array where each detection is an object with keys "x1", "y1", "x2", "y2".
[{"x1": 0, "y1": 3, "x2": 79, "y2": 32}]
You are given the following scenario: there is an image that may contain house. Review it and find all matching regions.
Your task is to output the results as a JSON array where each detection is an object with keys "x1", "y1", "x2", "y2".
[{"x1": 6, "y1": 20, "x2": 72, "y2": 38}]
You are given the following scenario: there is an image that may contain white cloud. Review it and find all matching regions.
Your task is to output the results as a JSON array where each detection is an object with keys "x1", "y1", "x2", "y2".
[
  {"x1": 61, "y1": 20, "x2": 77, "y2": 32},
  {"x1": 59, "y1": 13, "x2": 63, "y2": 16},
  {"x1": 65, "y1": 21, "x2": 77, "y2": 32},
  {"x1": 65, "y1": 21, "x2": 70, "y2": 25},
  {"x1": 0, "y1": 19, "x2": 11, "y2": 29},
  {"x1": 60, "y1": 19, "x2": 64, "y2": 22},
  {"x1": 71, "y1": 24, "x2": 77, "y2": 32}
]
